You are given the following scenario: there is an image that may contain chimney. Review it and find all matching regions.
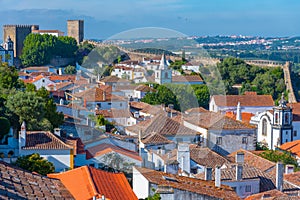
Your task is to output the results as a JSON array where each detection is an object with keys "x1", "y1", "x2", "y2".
[
  {"x1": 204, "y1": 167, "x2": 212, "y2": 181},
  {"x1": 19, "y1": 121, "x2": 26, "y2": 150},
  {"x1": 236, "y1": 102, "x2": 242, "y2": 121},
  {"x1": 276, "y1": 162, "x2": 284, "y2": 191},
  {"x1": 83, "y1": 99, "x2": 87, "y2": 107},
  {"x1": 54, "y1": 128, "x2": 61, "y2": 137},
  {"x1": 59, "y1": 98, "x2": 64, "y2": 105},
  {"x1": 102, "y1": 195, "x2": 105, "y2": 200},
  {"x1": 235, "y1": 151, "x2": 244, "y2": 164},
  {"x1": 236, "y1": 164, "x2": 243, "y2": 181},
  {"x1": 58, "y1": 68, "x2": 62, "y2": 75},
  {"x1": 164, "y1": 164, "x2": 167, "y2": 173},
  {"x1": 103, "y1": 91, "x2": 106, "y2": 101},
  {"x1": 215, "y1": 166, "x2": 221, "y2": 188}
]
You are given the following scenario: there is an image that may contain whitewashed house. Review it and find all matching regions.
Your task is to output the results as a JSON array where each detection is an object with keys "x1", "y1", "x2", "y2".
[
  {"x1": 209, "y1": 92, "x2": 274, "y2": 114},
  {"x1": 18, "y1": 122, "x2": 74, "y2": 172}
]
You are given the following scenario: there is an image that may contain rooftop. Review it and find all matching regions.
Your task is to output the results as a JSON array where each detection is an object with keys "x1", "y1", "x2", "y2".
[
  {"x1": 135, "y1": 167, "x2": 240, "y2": 200},
  {"x1": 48, "y1": 166, "x2": 137, "y2": 200},
  {"x1": 212, "y1": 94, "x2": 274, "y2": 107},
  {"x1": 0, "y1": 161, "x2": 74, "y2": 199}
]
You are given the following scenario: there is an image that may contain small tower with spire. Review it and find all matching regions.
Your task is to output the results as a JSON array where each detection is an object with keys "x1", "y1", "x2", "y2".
[
  {"x1": 154, "y1": 53, "x2": 172, "y2": 84},
  {"x1": 3, "y1": 36, "x2": 14, "y2": 66},
  {"x1": 271, "y1": 93, "x2": 293, "y2": 149}
]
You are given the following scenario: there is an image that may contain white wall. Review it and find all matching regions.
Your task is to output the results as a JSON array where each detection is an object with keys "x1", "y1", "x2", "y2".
[
  {"x1": 133, "y1": 167, "x2": 150, "y2": 199},
  {"x1": 223, "y1": 179, "x2": 260, "y2": 198},
  {"x1": 20, "y1": 149, "x2": 71, "y2": 172}
]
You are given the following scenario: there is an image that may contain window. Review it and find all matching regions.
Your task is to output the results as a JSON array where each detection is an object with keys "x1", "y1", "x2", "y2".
[
  {"x1": 164, "y1": 72, "x2": 169, "y2": 78},
  {"x1": 156, "y1": 72, "x2": 159, "y2": 78},
  {"x1": 216, "y1": 137, "x2": 222, "y2": 145},
  {"x1": 242, "y1": 137, "x2": 248, "y2": 144},
  {"x1": 285, "y1": 113, "x2": 289, "y2": 124},
  {"x1": 262, "y1": 119, "x2": 268, "y2": 136},
  {"x1": 120, "y1": 103, "x2": 123, "y2": 107},
  {"x1": 42, "y1": 79, "x2": 45, "y2": 83},
  {"x1": 275, "y1": 113, "x2": 279, "y2": 124},
  {"x1": 294, "y1": 131, "x2": 297, "y2": 137},
  {"x1": 286, "y1": 131, "x2": 288, "y2": 135},
  {"x1": 245, "y1": 185, "x2": 251, "y2": 193}
]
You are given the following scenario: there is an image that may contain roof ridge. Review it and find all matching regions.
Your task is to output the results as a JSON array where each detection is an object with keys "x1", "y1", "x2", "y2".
[
  {"x1": 85, "y1": 166, "x2": 100, "y2": 197},
  {"x1": 49, "y1": 131, "x2": 73, "y2": 149}
]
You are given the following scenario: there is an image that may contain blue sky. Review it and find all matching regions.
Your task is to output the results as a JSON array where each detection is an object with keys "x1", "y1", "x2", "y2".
[{"x1": 0, "y1": 0, "x2": 299, "y2": 39}]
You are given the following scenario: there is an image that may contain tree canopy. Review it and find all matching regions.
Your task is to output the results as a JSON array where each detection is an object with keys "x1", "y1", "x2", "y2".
[
  {"x1": 14, "y1": 153, "x2": 55, "y2": 176},
  {"x1": 20, "y1": 34, "x2": 78, "y2": 66},
  {"x1": 0, "y1": 117, "x2": 10, "y2": 141},
  {"x1": 64, "y1": 65, "x2": 77, "y2": 74},
  {"x1": 217, "y1": 57, "x2": 285, "y2": 101},
  {"x1": 141, "y1": 83, "x2": 210, "y2": 111}
]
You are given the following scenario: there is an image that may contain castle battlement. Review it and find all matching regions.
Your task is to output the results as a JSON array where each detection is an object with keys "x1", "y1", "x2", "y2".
[{"x1": 3, "y1": 24, "x2": 39, "y2": 29}]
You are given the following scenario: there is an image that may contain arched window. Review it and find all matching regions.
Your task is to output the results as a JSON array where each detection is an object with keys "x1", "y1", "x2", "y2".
[
  {"x1": 156, "y1": 72, "x2": 159, "y2": 78},
  {"x1": 262, "y1": 119, "x2": 268, "y2": 136},
  {"x1": 275, "y1": 113, "x2": 279, "y2": 124},
  {"x1": 285, "y1": 113, "x2": 289, "y2": 124}
]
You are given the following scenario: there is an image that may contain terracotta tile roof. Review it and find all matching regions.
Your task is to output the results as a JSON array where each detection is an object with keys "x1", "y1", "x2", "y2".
[
  {"x1": 48, "y1": 75, "x2": 77, "y2": 81},
  {"x1": 134, "y1": 84, "x2": 155, "y2": 92},
  {"x1": 118, "y1": 60, "x2": 139, "y2": 65},
  {"x1": 225, "y1": 111, "x2": 254, "y2": 123},
  {"x1": 125, "y1": 118, "x2": 153, "y2": 134},
  {"x1": 212, "y1": 94, "x2": 274, "y2": 107},
  {"x1": 135, "y1": 167, "x2": 240, "y2": 200},
  {"x1": 95, "y1": 108, "x2": 133, "y2": 118},
  {"x1": 172, "y1": 75, "x2": 203, "y2": 83},
  {"x1": 142, "y1": 132, "x2": 173, "y2": 145},
  {"x1": 284, "y1": 171, "x2": 300, "y2": 187},
  {"x1": 141, "y1": 114, "x2": 200, "y2": 138},
  {"x1": 18, "y1": 71, "x2": 29, "y2": 76},
  {"x1": 184, "y1": 112, "x2": 255, "y2": 130},
  {"x1": 54, "y1": 81, "x2": 73, "y2": 91},
  {"x1": 100, "y1": 75, "x2": 130, "y2": 83},
  {"x1": 29, "y1": 71, "x2": 54, "y2": 77},
  {"x1": 279, "y1": 140, "x2": 300, "y2": 158},
  {"x1": 185, "y1": 107, "x2": 209, "y2": 114},
  {"x1": 130, "y1": 101, "x2": 151, "y2": 110},
  {"x1": 86, "y1": 143, "x2": 142, "y2": 161},
  {"x1": 288, "y1": 103, "x2": 300, "y2": 121},
  {"x1": 196, "y1": 163, "x2": 299, "y2": 193},
  {"x1": 113, "y1": 66, "x2": 133, "y2": 71},
  {"x1": 140, "y1": 105, "x2": 163, "y2": 115},
  {"x1": 0, "y1": 161, "x2": 74, "y2": 199},
  {"x1": 31, "y1": 74, "x2": 46, "y2": 83},
  {"x1": 66, "y1": 137, "x2": 86, "y2": 155},
  {"x1": 73, "y1": 87, "x2": 111, "y2": 102},
  {"x1": 228, "y1": 149, "x2": 276, "y2": 176},
  {"x1": 22, "y1": 131, "x2": 73, "y2": 150},
  {"x1": 245, "y1": 189, "x2": 288, "y2": 200},
  {"x1": 49, "y1": 166, "x2": 137, "y2": 200},
  {"x1": 189, "y1": 144, "x2": 230, "y2": 167}
]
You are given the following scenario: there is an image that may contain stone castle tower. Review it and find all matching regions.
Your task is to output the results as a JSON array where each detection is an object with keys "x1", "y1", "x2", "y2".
[
  {"x1": 67, "y1": 20, "x2": 84, "y2": 44},
  {"x1": 3, "y1": 24, "x2": 39, "y2": 58}
]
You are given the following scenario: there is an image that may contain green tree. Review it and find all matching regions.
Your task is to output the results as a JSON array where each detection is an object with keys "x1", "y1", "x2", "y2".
[
  {"x1": 5, "y1": 91, "x2": 45, "y2": 130},
  {"x1": 21, "y1": 34, "x2": 78, "y2": 67},
  {"x1": 145, "y1": 188, "x2": 161, "y2": 200},
  {"x1": 14, "y1": 153, "x2": 55, "y2": 176},
  {"x1": 64, "y1": 65, "x2": 77, "y2": 74},
  {"x1": 36, "y1": 87, "x2": 64, "y2": 130},
  {"x1": 0, "y1": 117, "x2": 10, "y2": 141},
  {"x1": 259, "y1": 150, "x2": 299, "y2": 170}
]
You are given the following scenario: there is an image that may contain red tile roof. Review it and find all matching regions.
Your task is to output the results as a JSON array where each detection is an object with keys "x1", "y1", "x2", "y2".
[
  {"x1": 172, "y1": 75, "x2": 203, "y2": 83},
  {"x1": 185, "y1": 107, "x2": 209, "y2": 114},
  {"x1": 134, "y1": 84, "x2": 155, "y2": 92},
  {"x1": 184, "y1": 112, "x2": 255, "y2": 130},
  {"x1": 141, "y1": 114, "x2": 200, "y2": 137},
  {"x1": 284, "y1": 171, "x2": 300, "y2": 187},
  {"x1": 22, "y1": 131, "x2": 73, "y2": 150},
  {"x1": 225, "y1": 111, "x2": 255, "y2": 123},
  {"x1": 142, "y1": 132, "x2": 173, "y2": 145},
  {"x1": 190, "y1": 144, "x2": 230, "y2": 167},
  {"x1": 288, "y1": 103, "x2": 300, "y2": 121},
  {"x1": 228, "y1": 149, "x2": 276, "y2": 175},
  {"x1": 279, "y1": 140, "x2": 300, "y2": 157},
  {"x1": 86, "y1": 143, "x2": 142, "y2": 161},
  {"x1": 73, "y1": 87, "x2": 111, "y2": 102},
  {"x1": 245, "y1": 189, "x2": 288, "y2": 200},
  {"x1": 100, "y1": 76, "x2": 130, "y2": 83},
  {"x1": 0, "y1": 161, "x2": 74, "y2": 199},
  {"x1": 95, "y1": 108, "x2": 133, "y2": 118},
  {"x1": 49, "y1": 166, "x2": 137, "y2": 200},
  {"x1": 212, "y1": 94, "x2": 274, "y2": 107},
  {"x1": 135, "y1": 167, "x2": 240, "y2": 200}
]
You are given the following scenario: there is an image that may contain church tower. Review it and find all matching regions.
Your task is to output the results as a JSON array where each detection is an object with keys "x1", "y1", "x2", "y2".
[
  {"x1": 154, "y1": 53, "x2": 172, "y2": 84},
  {"x1": 271, "y1": 93, "x2": 293, "y2": 149}
]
